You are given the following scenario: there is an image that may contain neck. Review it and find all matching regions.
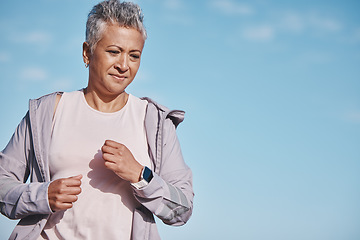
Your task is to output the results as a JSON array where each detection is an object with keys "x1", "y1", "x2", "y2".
[{"x1": 83, "y1": 87, "x2": 129, "y2": 113}]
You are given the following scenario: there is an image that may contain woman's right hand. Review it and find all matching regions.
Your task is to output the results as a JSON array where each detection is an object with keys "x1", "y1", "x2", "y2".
[{"x1": 48, "y1": 174, "x2": 82, "y2": 212}]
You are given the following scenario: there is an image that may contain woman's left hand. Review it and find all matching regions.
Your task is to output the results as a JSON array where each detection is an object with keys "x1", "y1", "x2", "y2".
[{"x1": 101, "y1": 140, "x2": 143, "y2": 183}]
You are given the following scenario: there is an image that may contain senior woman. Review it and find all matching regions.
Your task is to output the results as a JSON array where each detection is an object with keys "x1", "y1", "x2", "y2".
[{"x1": 0, "y1": 1, "x2": 193, "y2": 239}]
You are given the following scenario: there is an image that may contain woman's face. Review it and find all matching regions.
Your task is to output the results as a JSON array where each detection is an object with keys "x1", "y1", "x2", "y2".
[{"x1": 84, "y1": 24, "x2": 145, "y2": 97}]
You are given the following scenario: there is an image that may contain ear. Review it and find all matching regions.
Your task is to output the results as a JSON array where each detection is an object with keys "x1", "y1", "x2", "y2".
[{"x1": 83, "y1": 42, "x2": 91, "y2": 66}]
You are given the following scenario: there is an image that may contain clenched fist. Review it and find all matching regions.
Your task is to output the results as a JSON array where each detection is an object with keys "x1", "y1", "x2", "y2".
[
  {"x1": 48, "y1": 175, "x2": 82, "y2": 212},
  {"x1": 101, "y1": 140, "x2": 143, "y2": 183}
]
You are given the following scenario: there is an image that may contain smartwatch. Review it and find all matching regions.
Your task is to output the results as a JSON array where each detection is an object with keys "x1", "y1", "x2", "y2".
[{"x1": 131, "y1": 166, "x2": 153, "y2": 189}]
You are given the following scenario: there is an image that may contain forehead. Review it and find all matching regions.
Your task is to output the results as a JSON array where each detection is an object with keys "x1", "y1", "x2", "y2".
[{"x1": 97, "y1": 24, "x2": 145, "y2": 50}]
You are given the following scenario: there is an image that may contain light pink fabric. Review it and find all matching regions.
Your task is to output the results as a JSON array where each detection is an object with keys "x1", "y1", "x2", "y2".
[{"x1": 39, "y1": 90, "x2": 151, "y2": 240}]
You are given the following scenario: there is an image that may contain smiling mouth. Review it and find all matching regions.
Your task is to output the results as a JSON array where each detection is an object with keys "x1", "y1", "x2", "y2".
[{"x1": 110, "y1": 74, "x2": 126, "y2": 80}]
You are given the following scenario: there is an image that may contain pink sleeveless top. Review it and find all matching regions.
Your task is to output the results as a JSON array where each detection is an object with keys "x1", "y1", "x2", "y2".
[{"x1": 39, "y1": 90, "x2": 151, "y2": 240}]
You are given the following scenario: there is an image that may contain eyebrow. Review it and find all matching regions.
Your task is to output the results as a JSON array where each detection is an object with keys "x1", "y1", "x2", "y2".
[{"x1": 107, "y1": 45, "x2": 142, "y2": 53}]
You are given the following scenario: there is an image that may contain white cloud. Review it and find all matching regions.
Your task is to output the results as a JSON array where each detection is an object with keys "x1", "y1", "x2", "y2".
[
  {"x1": 308, "y1": 14, "x2": 342, "y2": 32},
  {"x1": 25, "y1": 31, "x2": 52, "y2": 43},
  {"x1": 162, "y1": 13, "x2": 193, "y2": 25},
  {"x1": 246, "y1": 10, "x2": 344, "y2": 45},
  {"x1": 12, "y1": 31, "x2": 52, "y2": 45},
  {"x1": 281, "y1": 12, "x2": 306, "y2": 34},
  {"x1": 279, "y1": 11, "x2": 342, "y2": 34},
  {"x1": 243, "y1": 25, "x2": 275, "y2": 41},
  {"x1": 163, "y1": 0, "x2": 184, "y2": 10},
  {"x1": 210, "y1": 0, "x2": 253, "y2": 16},
  {"x1": 159, "y1": 0, "x2": 192, "y2": 25},
  {"x1": 225, "y1": 8, "x2": 345, "y2": 45},
  {"x1": 20, "y1": 67, "x2": 48, "y2": 82}
]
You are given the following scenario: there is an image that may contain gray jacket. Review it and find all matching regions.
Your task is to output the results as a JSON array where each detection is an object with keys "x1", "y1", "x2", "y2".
[{"x1": 0, "y1": 92, "x2": 194, "y2": 240}]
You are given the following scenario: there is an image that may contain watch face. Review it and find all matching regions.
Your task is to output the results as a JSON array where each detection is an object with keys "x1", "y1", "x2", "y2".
[{"x1": 143, "y1": 167, "x2": 153, "y2": 182}]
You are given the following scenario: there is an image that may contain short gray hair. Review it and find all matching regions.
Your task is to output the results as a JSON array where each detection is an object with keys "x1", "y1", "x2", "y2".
[{"x1": 86, "y1": 0, "x2": 147, "y2": 53}]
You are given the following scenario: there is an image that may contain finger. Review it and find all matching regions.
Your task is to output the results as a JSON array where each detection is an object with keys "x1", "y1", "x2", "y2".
[
  {"x1": 49, "y1": 190, "x2": 80, "y2": 211},
  {"x1": 101, "y1": 145, "x2": 116, "y2": 155},
  {"x1": 55, "y1": 193, "x2": 79, "y2": 202},
  {"x1": 63, "y1": 194, "x2": 79, "y2": 203},
  {"x1": 104, "y1": 139, "x2": 122, "y2": 148},
  {"x1": 64, "y1": 179, "x2": 82, "y2": 187},
  {"x1": 65, "y1": 186, "x2": 82, "y2": 196},
  {"x1": 55, "y1": 202, "x2": 75, "y2": 211},
  {"x1": 52, "y1": 184, "x2": 81, "y2": 196},
  {"x1": 63, "y1": 177, "x2": 82, "y2": 187},
  {"x1": 68, "y1": 174, "x2": 83, "y2": 180},
  {"x1": 62, "y1": 202, "x2": 74, "y2": 209},
  {"x1": 103, "y1": 152, "x2": 118, "y2": 163}
]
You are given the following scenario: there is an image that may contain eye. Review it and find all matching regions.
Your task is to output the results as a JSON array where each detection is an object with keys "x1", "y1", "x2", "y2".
[
  {"x1": 130, "y1": 54, "x2": 140, "y2": 61},
  {"x1": 107, "y1": 50, "x2": 120, "y2": 55}
]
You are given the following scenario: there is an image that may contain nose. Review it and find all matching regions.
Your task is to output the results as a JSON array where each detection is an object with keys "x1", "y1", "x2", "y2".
[{"x1": 115, "y1": 54, "x2": 129, "y2": 72}]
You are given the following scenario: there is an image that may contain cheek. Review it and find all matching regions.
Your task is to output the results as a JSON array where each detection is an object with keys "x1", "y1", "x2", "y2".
[{"x1": 93, "y1": 54, "x2": 113, "y2": 69}]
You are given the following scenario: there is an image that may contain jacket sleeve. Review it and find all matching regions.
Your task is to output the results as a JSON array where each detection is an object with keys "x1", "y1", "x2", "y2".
[
  {"x1": 132, "y1": 117, "x2": 194, "y2": 226},
  {"x1": 0, "y1": 112, "x2": 52, "y2": 220}
]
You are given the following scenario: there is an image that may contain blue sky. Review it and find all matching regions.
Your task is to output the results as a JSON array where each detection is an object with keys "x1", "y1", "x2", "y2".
[{"x1": 1, "y1": 0, "x2": 359, "y2": 239}]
